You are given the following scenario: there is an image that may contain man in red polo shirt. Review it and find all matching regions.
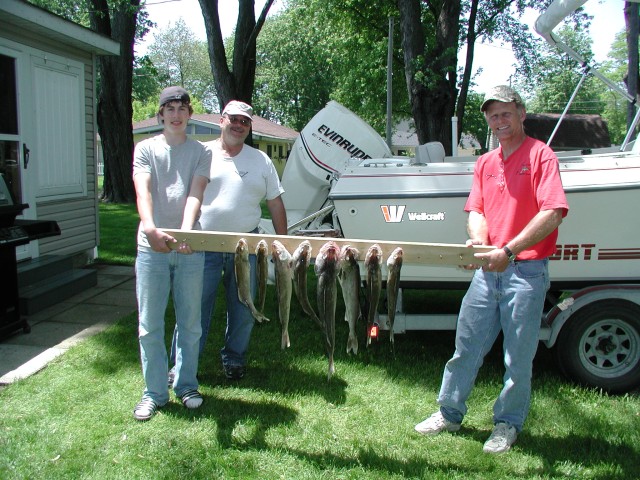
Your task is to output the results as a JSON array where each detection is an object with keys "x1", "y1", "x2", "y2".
[{"x1": 414, "y1": 85, "x2": 568, "y2": 453}]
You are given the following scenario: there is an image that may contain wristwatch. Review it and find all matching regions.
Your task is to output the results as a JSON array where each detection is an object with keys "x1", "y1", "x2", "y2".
[{"x1": 503, "y1": 245, "x2": 516, "y2": 262}]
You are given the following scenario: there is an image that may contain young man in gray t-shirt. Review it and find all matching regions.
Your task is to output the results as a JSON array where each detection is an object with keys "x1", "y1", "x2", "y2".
[{"x1": 132, "y1": 86, "x2": 211, "y2": 421}]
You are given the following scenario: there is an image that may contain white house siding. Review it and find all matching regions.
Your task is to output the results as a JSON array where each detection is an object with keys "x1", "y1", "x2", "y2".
[
  {"x1": 38, "y1": 60, "x2": 98, "y2": 259},
  {"x1": 1, "y1": 23, "x2": 100, "y2": 262}
]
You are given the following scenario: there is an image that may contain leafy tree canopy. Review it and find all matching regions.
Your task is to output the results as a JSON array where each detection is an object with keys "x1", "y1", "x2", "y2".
[
  {"x1": 517, "y1": 25, "x2": 603, "y2": 115},
  {"x1": 146, "y1": 18, "x2": 218, "y2": 111}
]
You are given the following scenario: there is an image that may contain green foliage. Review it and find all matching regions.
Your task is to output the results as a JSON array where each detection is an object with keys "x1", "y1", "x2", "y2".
[
  {"x1": 599, "y1": 30, "x2": 636, "y2": 144},
  {"x1": 146, "y1": 18, "x2": 218, "y2": 111},
  {"x1": 254, "y1": 0, "x2": 407, "y2": 133},
  {"x1": 27, "y1": 0, "x2": 89, "y2": 25},
  {"x1": 131, "y1": 99, "x2": 158, "y2": 123},
  {"x1": 253, "y1": 3, "x2": 332, "y2": 130},
  {"x1": 462, "y1": 91, "x2": 489, "y2": 152},
  {"x1": 29, "y1": 0, "x2": 153, "y2": 42},
  {"x1": 515, "y1": 26, "x2": 603, "y2": 115},
  {"x1": 132, "y1": 55, "x2": 164, "y2": 103}
]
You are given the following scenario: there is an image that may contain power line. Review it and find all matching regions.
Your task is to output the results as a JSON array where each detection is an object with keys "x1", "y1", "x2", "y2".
[{"x1": 146, "y1": 0, "x2": 183, "y2": 6}]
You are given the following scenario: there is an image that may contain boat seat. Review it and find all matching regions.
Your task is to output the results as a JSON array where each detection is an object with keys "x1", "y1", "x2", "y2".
[{"x1": 413, "y1": 142, "x2": 446, "y2": 164}]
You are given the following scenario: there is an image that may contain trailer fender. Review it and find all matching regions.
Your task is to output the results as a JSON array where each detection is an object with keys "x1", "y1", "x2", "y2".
[{"x1": 543, "y1": 284, "x2": 640, "y2": 348}]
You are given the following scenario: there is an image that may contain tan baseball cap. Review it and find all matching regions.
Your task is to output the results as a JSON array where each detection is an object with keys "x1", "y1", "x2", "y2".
[
  {"x1": 480, "y1": 85, "x2": 524, "y2": 112},
  {"x1": 222, "y1": 100, "x2": 253, "y2": 119}
]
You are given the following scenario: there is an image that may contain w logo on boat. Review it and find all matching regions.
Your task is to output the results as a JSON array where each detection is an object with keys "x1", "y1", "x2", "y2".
[{"x1": 381, "y1": 205, "x2": 405, "y2": 223}]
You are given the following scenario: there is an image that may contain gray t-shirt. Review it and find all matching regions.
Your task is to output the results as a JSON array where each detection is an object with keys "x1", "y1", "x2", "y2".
[
  {"x1": 132, "y1": 135, "x2": 211, "y2": 249},
  {"x1": 199, "y1": 140, "x2": 284, "y2": 233}
]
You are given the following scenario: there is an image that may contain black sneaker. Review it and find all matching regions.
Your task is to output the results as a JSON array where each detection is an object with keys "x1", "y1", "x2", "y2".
[{"x1": 223, "y1": 365, "x2": 246, "y2": 380}]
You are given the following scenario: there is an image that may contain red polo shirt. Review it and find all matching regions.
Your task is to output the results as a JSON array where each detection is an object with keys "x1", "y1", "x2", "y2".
[{"x1": 465, "y1": 136, "x2": 569, "y2": 260}]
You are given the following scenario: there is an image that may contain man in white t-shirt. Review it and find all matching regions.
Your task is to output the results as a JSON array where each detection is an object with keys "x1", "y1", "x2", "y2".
[{"x1": 170, "y1": 100, "x2": 287, "y2": 381}]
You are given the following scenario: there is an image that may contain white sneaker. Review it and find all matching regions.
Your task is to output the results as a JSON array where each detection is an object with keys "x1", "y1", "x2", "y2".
[
  {"x1": 414, "y1": 411, "x2": 461, "y2": 436},
  {"x1": 483, "y1": 422, "x2": 517, "y2": 453}
]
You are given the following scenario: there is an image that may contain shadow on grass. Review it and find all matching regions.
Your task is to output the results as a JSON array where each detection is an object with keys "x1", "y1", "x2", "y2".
[
  {"x1": 517, "y1": 432, "x2": 639, "y2": 478},
  {"x1": 164, "y1": 396, "x2": 299, "y2": 450},
  {"x1": 84, "y1": 293, "x2": 638, "y2": 477}
]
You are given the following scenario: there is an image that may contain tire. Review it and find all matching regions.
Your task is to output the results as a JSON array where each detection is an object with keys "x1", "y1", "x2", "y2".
[{"x1": 554, "y1": 299, "x2": 640, "y2": 393}]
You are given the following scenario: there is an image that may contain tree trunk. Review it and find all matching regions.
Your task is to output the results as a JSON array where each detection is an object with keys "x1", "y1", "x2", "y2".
[
  {"x1": 199, "y1": 0, "x2": 274, "y2": 109},
  {"x1": 625, "y1": 1, "x2": 639, "y2": 137},
  {"x1": 88, "y1": 0, "x2": 139, "y2": 203},
  {"x1": 397, "y1": 0, "x2": 460, "y2": 154},
  {"x1": 456, "y1": 0, "x2": 479, "y2": 144}
]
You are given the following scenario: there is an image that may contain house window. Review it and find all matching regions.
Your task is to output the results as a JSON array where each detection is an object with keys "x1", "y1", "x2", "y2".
[
  {"x1": 278, "y1": 145, "x2": 283, "y2": 158},
  {"x1": 267, "y1": 144, "x2": 272, "y2": 157},
  {"x1": 194, "y1": 124, "x2": 212, "y2": 135}
]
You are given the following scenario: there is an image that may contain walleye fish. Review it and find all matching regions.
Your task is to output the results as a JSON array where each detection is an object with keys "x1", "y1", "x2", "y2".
[
  {"x1": 338, "y1": 245, "x2": 361, "y2": 355},
  {"x1": 272, "y1": 240, "x2": 294, "y2": 349},
  {"x1": 255, "y1": 239, "x2": 269, "y2": 313},
  {"x1": 364, "y1": 244, "x2": 383, "y2": 346},
  {"x1": 234, "y1": 238, "x2": 269, "y2": 323},
  {"x1": 386, "y1": 247, "x2": 403, "y2": 346},
  {"x1": 292, "y1": 240, "x2": 321, "y2": 328},
  {"x1": 315, "y1": 241, "x2": 340, "y2": 379}
]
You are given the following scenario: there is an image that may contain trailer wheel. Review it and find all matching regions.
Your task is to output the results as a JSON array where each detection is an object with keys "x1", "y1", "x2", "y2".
[{"x1": 554, "y1": 300, "x2": 640, "y2": 393}]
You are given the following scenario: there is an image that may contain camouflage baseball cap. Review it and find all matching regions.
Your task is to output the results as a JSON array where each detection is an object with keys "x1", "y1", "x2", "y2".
[
  {"x1": 480, "y1": 85, "x2": 524, "y2": 112},
  {"x1": 222, "y1": 100, "x2": 254, "y2": 119}
]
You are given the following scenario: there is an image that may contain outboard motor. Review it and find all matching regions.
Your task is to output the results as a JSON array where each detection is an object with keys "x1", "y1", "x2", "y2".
[{"x1": 276, "y1": 101, "x2": 392, "y2": 230}]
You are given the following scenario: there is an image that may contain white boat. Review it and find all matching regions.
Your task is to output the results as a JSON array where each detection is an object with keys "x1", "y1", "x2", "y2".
[
  {"x1": 257, "y1": 0, "x2": 640, "y2": 392},
  {"x1": 275, "y1": 98, "x2": 640, "y2": 290}
]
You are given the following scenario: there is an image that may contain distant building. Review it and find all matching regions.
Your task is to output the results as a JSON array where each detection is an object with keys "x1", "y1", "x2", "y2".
[
  {"x1": 392, "y1": 118, "x2": 480, "y2": 157},
  {"x1": 98, "y1": 113, "x2": 299, "y2": 177}
]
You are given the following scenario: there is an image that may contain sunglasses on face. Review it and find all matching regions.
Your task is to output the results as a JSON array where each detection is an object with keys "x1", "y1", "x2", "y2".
[{"x1": 224, "y1": 115, "x2": 252, "y2": 127}]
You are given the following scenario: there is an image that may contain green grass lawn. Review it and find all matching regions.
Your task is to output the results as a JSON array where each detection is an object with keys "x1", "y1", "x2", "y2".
[{"x1": 0, "y1": 202, "x2": 638, "y2": 479}]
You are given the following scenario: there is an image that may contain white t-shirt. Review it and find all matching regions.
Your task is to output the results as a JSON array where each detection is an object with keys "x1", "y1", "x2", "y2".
[{"x1": 199, "y1": 140, "x2": 284, "y2": 233}]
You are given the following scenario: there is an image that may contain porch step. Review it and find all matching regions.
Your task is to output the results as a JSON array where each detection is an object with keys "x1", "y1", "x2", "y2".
[{"x1": 17, "y1": 255, "x2": 98, "y2": 316}]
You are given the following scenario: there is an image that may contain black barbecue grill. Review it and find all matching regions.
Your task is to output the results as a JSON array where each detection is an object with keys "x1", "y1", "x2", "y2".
[{"x1": 0, "y1": 201, "x2": 60, "y2": 339}]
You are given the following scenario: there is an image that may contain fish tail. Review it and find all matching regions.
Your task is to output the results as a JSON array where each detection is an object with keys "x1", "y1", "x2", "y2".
[
  {"x1": 281, "y1": 330, "x2": 290, "y2": 349},
  {"x1": 327, "y1": 358, "x2": 335, "y2": 380},
  {"x1": 346, "y1": 333, "x2": 358, "y2": 355},
  {"x1": 251, "y1": 307, "x2": 269, "y2": 323}
]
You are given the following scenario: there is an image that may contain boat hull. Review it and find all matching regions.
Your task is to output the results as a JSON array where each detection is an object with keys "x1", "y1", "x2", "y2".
[{"x1": 329, "y1": 153, "x2": 640, "y2": 288}]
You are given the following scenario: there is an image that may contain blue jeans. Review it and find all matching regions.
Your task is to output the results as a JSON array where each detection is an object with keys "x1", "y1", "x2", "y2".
[
  {"x1": 200, "y1": 251, "x2": 257, "y2": 367},
  {"x1": 171, "y1": 251, "x2": 258, "y2": 367},
  {"x1": 136, "y1": 249, "x2": 204, "y2": 404},
  {"x1": 438, "y1": 259, "x2": 549, "y2": 432}
]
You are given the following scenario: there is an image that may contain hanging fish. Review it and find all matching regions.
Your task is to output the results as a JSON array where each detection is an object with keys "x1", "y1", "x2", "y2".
[
  {"x1": 255, "y1": 239, "x2": 269, "y2": 313},
  {"x1": 338, "y1": 244, "x2": 361, "y2": 355},
  {"x1": 364, "y1": 244, "x2": 383, "y2": 346},
  {"x1": 292, "y1": 240, "x2": 321, "y2": 328},
  {"x1": 315, "y1": 241, "x2": 340, "y2": 379},
  {"x1": 386, "y1": 247, "x2": 403, "y2": 346},
  {"x1": 272, "y1": 240, "x2": 294, "y2": 349},
  {"x1": 234, "y1": 238, "x2": 269, "y2": 323}
]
